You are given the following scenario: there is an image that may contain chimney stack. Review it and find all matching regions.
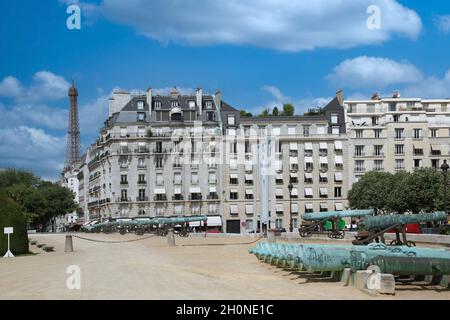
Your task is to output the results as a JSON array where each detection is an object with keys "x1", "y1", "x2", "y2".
[
  {"x1": 146, "y1": 87, "x2": 152, "y2": 115},
  {"x1": 336, "y1": 90, "x2": 344, "y2": 106},
  {"x1": 214, "y1": 90, "x2": 222, "y2": 110},
  {"x1": 196, "y1": 88, "x2": 203, "y2": 115}
]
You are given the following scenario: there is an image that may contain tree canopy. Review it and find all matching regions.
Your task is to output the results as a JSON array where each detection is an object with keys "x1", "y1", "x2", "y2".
[
  {"x1": 281, "y1": 103, "x2": 295, "y2": 116},
  {"x1": 0, "y1": 169, "x2": 77, "y2": 226},
  {"x1": 348, "y1": 168, "x2": 447, "y2": 215}
]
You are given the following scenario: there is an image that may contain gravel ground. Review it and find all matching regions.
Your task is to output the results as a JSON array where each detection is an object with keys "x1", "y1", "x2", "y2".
[{"x1": 0, "y1": 233, "x2": 449, "y2": 300}]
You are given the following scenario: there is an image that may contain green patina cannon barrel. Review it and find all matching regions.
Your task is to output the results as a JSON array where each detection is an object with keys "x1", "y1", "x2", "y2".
[
  {"x1": 301, "y1": 209, "x2": 374, "y2": 221},
  {"x1": 83, "y1": 215, "x2": 208, "y2": 233},
  {"x1": 250, "y1": 242, "x2": 450, "y2": 276},
  {"x1": 154, "y1": 215, "x2": 207, "y2": 225},
  {"x1": 361, "y1": 255, "x2": 450, "y2": 276},
  {"x1": 359, "y1": 212, "x2": 447, "y2": 231},
  {"x1": 299, "y1": 243, "x2": 450, "y2": 273}
]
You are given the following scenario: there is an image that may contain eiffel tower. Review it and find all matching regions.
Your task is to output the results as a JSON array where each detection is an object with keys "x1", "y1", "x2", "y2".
[{"x1": 64, "y1": 80, "x2": 81, "y2": 171}]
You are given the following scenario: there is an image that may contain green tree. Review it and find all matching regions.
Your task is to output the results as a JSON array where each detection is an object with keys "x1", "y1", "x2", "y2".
[
  {"x1": 0, "y1": 169, "x2": 40, "y2": 190},
  {"x1": 240, "y1": 110, "x2": 252, "y2": 117},
  {"x1": 0, "y1": 193, "x2": 29, "y2": 255},
  {"x1": 400, "y1": 168, "x2": 443, "y2": 213},
  {"x1": 281, "y1": 103, "x2": 295, "y2": 116},
  {"x1": 348, "y1": 171, "x2": 393, "y2": 215},
  {"x1": 33, "y1": 182, "x2": 77, "y2": 228},
  {"x1": 260, "y1": 108, "x2": 270, "y2": 116},
  {"x1": 272, "y1": 106, "x2": 279, "y2": 116}
]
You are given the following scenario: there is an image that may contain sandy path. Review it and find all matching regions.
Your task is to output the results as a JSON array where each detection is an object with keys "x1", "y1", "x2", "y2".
[{"x1": 0, "y1": 233, "x2": 449, "y2": 300}]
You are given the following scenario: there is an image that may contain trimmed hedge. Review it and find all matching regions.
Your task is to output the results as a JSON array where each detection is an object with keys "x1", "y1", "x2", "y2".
[{"x1": 0, "y1": 194, "x2": 29, "y2": 255}]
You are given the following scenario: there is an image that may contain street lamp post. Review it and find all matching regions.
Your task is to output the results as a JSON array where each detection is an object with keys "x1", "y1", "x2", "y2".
[
  {"x1": 441, "y1": 160, "x2": 449, "y2": 216},
  {"x1": 288, "y1": 183, "x2": 293, "y2": 233}
]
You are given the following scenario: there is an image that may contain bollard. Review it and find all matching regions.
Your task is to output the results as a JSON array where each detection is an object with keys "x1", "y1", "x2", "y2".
[
  {"x1": 167, "y1": 228, "x2": 176, "y2": 247},
  {"x1": 65, "y1": 234, "x2": 73, "y2": 253}
]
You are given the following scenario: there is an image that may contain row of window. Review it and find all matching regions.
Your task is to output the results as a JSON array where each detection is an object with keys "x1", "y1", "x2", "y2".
[
  {"x1": 229, "y1": 187, "x2": 342, "y2": 200},
  {"x1": 230, "y1": 202, "x2": 344, "y2": 216},
  {"x1": 354, "y1": 128, "x2": 448, "y2": 139},
  {"x1": 355, "y1": 159, "x2": 443, "y2": 171}
]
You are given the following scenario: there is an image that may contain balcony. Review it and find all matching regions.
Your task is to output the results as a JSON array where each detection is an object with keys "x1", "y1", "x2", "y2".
[
  {"x1": 137, "y1": 180, "x2": 147, "y2": 185},
  {"x1": 413, "y1": 150, "x2": 424, "y2": 156},
  {"x1": 374, "y1": 167, "x2": 384, "y2": 172},
  {"x1": 373, "y1": 152, "x2": 385, "y2": 157},
  {"x1": 355, "y1": 167, "x2": 366, "y2": 172},
  {"x1": 136, "y1": 196, "x2": 149, "y2": 202},
  {"x1": 153, "y1": 148, "x2": 167, "y2": 154},
  {"x1": 354, "y1": 153, "x2": 365, "y2": 157},
  {"x1": 154, "y1": 195, "x2": 167, "y2": 201},
  {"x1": 120, "y1": 180, "x2": 128, "y2": 185},
  {"x1": 207, "y1": 194, "x2": 219, "y2": 200},
  {"x1": 172, "y1": 195, "x2": 184, "y2": 201},
  {"x1": 88, "y1": 200, "x2": 100, "y2": 208},
  {"x1": 134, "y1": 148, "x2": 149, "y2": 154},
  {"x1": 137, "y1": 164, "x2": 147, "y2": 169},
  {"x1": 118, "y1": 148, "x2": 131, "y2": 154},
  {"x1": 189, "y1": 195, "x2": 203, "y2": 201},
  {"x1": 117, "y1": 197, "x2": 132, "y2": 202}
]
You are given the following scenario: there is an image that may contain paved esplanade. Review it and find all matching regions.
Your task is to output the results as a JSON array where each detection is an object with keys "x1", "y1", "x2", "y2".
[{"x1": 0, "y1": 234, "x2": 449, "y2": 300}]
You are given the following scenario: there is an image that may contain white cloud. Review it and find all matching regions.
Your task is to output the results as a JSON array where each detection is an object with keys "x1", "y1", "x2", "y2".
[
  {"x1": 0, "y1": 71, "x2": 110, "y2": 179},
  {"x1": 327, "y1": 56, "x2": 423, "y2": 88},
  {"x1": 402, "y1": 69, "x2": 450, "y2": 98},
  {"x1": 435, "y1": 15, "x2": 450, "y2": 34},
  {"x1": 0, "y1": 76, "x2": 23, "y2": 97},
  {"x1": 87, "y1": 0, "x2": 422, "y2": 52},
  {"x1": 0, "y1": 71, "x2": 70, "y2": 103},
  {"x1": 0, "y1": 126, "x2": 66, "y2": 180}
]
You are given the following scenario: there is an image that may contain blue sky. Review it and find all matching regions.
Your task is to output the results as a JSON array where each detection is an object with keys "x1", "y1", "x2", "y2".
[{"x1": 1, "y1": 0, "x2": 450, "y2": 179}]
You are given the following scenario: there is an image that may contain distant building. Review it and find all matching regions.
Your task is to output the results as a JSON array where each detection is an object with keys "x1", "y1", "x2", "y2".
[
  {"x1": 75, "y1": 87, "x2": 450, "y2": 233},
  {"x1": 76, "y1": 87, "x2": 349, "y2": 233},
  {"x1": 344, "y1": 92, "x2": 450, "y2": 183}
]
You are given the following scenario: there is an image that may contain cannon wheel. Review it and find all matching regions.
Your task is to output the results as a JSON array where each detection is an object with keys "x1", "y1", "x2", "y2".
[
  {"x1": 390, "y1": 239, "x2": 403, "y2": 246},
  {"x1": 178, "y1": 229, "x2": 190, "y2": 237},
  {"x1": 406, "y1": 240, "x2": 416, "y2": 247},
  {"x1": 299, "y1": 230, "x2": 312, "y2": 238},
  {"x1": 338, "y1": 230, "x2": 345, "y2": 239}
]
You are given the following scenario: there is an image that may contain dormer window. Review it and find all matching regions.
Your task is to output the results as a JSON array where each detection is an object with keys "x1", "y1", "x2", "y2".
[
  {"x1": 137, "y1": 112, "x2": 145, "y2": 121},
  {"x1": 206, "y1": 101, "x2": 213, "y2": 109},
  {"x1": 137, "y1": 100, "x2": 144, "y2": 110},
  {"x1": 171, "y1": 101, "x2": 179, "y2": 108},
  {"x1": 188, "y1": 101, "x2": 196, "y2": 109},
  {"x1": 154, "y1": 101, "x2": 162, "y2": 109}
]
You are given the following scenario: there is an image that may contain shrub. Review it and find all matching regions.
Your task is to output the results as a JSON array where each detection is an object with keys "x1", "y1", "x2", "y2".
[{"x1": 0, "y1": 193, "x2": 29, "y2": 255}]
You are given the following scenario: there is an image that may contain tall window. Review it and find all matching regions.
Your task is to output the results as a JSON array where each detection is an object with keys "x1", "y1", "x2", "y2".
[
  {"x1": 374, "y1": 160, "x2": 384, "y2": 171},
  {"x1": 414, "y1": 129, "x2": 422, "y2": 139},
  {"x1": 138, "y1": 189, "x2": 146, "y2": 200},
  {"x1": 395, "y1": 159, "x2": 405, "y2": 170},
  {"x1": 228, "y1": 115, "x2": 235, "y2": 125},
  {"x1": 395, "y1": 144, "x2": 404, "y2": 155},
  {"x1": 431, "y1": 129, "x2": 438, "y2": 138},
  {"x1": 334, "y1": 187, "x2": 342, "y2": 198},
  {"x1": 355, "y1": 130, "x2": 363, "y2": 139},
  {"x1": 303, "y1": 126, "x2": 310, "y2": 137},
  {"x1": 374, "y1": 129, "x2": 382, "y2": 138},
  {"x1": 355, "y1": 160, "x2": 365, "y2": 172},
  {"x1": 355, "y1": 145, "x2": 364, "y2": 156},
  {"x1": 374, "y1": 145, "x2": 383, "y2": 156},
  {"x1": 395, "y1": 128, "x2": 404, "y2": 139}
]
